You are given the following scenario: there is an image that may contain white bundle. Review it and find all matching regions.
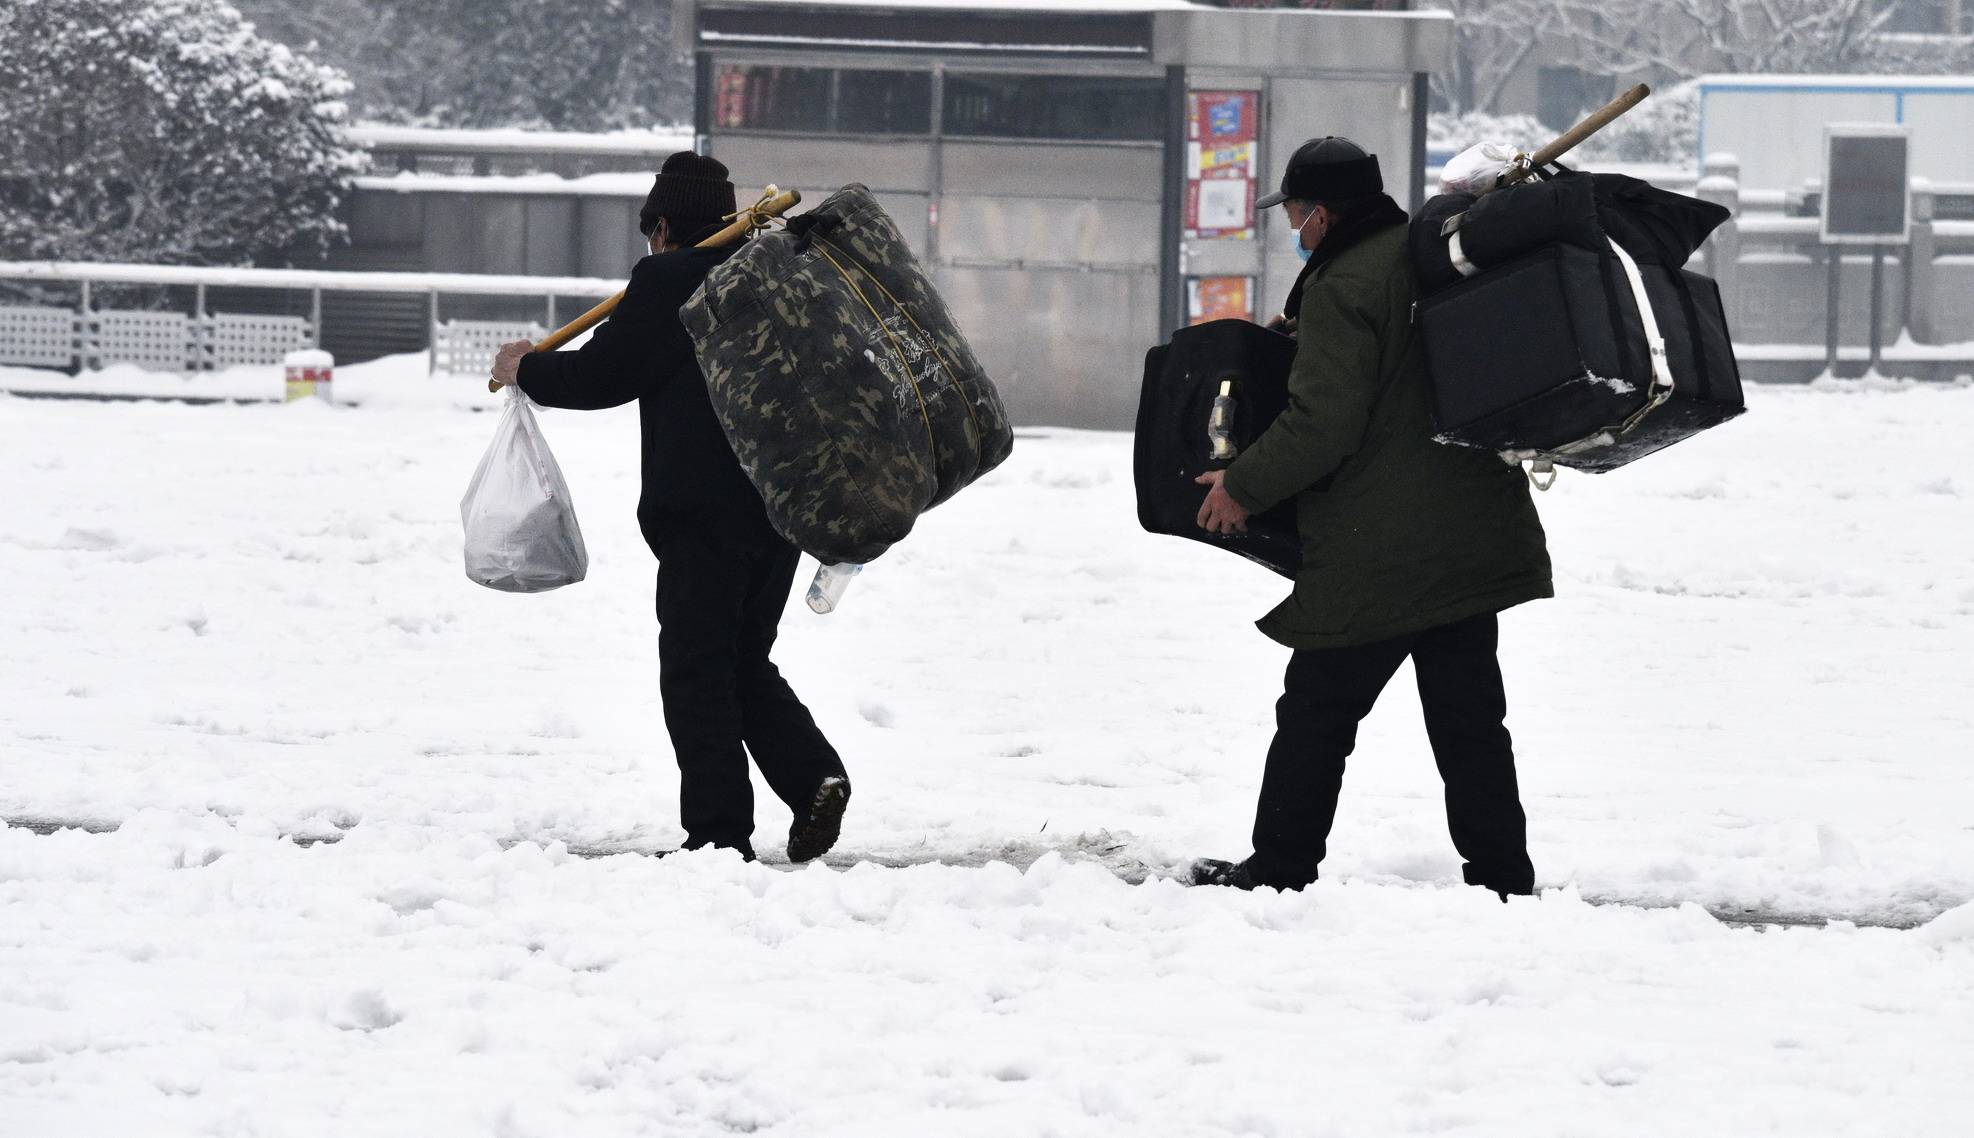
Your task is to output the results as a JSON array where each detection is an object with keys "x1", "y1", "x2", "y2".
[{"x1": 1439, "y1": 141, "x2": 1523, "y2": 195}]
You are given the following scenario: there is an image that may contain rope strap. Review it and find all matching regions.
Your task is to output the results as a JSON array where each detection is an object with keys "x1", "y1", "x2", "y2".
[
  {"x1": 810, "y1": 235, "x2": 986, "y2": 448},
  {"x1": 722, "y1": 189, "x2": 786, "y2": 237},
  {"x1": 810, "y1": 242, "x2": 939, "y2": 444}
]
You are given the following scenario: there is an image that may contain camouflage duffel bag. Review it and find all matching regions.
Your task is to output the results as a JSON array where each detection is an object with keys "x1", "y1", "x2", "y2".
[{"x1": 680, "y1": 184, "x2": 1013, "y2": 564}]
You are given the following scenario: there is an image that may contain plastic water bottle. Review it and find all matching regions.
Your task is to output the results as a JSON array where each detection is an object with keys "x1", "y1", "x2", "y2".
[
  {"x1": 806, "y1": 561, "x2": 864, "y2": 614},
  {"x1": 1208, "y1": 379, "x2": 1239, "y2": 461}
]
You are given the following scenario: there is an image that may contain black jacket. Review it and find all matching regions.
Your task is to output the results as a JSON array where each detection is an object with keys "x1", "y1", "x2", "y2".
[{"x1": 516, "y1": 247, "x2": 783, "y2": 553}]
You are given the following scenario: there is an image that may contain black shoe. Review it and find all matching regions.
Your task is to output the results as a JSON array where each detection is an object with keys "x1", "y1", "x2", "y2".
[
  {"x1": 787, "y1": 775, "x2": 850, "y2": 863},
  {"x1": 680, "y1": 839, "x2": 756, "y2": 863},
  {"x1": 1463, "y1": 862, "x2": 1535, "y2": 901},
  {"x1": 1189, "y1": 857, "x2": 1261, "y2": 890}
]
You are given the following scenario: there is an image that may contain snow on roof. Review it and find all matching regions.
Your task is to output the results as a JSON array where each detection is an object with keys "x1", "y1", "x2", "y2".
[
  {"x1": 698, "y1": 0, "x2": 1453, "y2": 15},
  {"x1": 698, "y1": 0, "x2": 1206, "y2": 10},
  {"x1": 352, "y1": 172, "x2": 656, "y2": 197},
  {"x1": 347, "y1": 125, "x2": 694, "y2": 154},
  {"x1": 1698, "y1": 74, "x2": 1974, "y2": 92},
  {"x1": 700, "y1": 29, "x2": 1148, "y2": 51}
]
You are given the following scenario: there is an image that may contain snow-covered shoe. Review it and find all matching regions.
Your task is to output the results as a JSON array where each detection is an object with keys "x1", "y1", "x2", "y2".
[
  {"x1": 787, "y1": 776, "x2": 850, "y2": 863},
  {"x1": 1188, "y1": 857, "x2": 1262, "y2": 890}
]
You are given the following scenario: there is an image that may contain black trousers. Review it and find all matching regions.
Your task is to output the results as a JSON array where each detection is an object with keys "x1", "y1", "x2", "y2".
[
  {"x1": 1248, "y1": 612, "x2": 1535, "y2": 895},
  {"x1": 654, "y1": 537, "x2": 844, "y2": 855}
]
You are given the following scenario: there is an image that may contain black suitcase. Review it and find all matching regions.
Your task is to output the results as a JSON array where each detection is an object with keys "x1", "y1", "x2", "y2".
[
  {"x1": 1411, "y1": 172, "x2": 1730, "y2": 298},
  {"x1": 1134, "y1": 319, "x2": 1301, "y2": 576},
  {"x1": 1418, "y1": 241, "x2": 1746, "y2": 473}
]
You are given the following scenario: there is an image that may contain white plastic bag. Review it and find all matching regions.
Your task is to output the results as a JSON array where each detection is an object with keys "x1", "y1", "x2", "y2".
[
  {"x1": 460, "y1": 386, "x2": 588, "y2": 593},
  {"x1": 1439, "y1": 141, "x2": 1523, "y2": 195}
]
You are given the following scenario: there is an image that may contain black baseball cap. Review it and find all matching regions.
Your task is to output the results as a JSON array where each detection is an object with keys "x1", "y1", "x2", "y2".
[{"x1": 1255, "y1": 136, "x2": 1382, "y2": 209}]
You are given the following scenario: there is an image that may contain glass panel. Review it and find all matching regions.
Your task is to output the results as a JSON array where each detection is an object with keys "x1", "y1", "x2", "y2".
[
  {"x1": 714, "y1": 66, "x2": 831, "y2": 133},
  {"x1": 942, "y1": 75, "x2": 1166, "y2": 142},
  {"x1": 714, "y1": 65, "x2": 931, "y2": 136},
  {"x1": 834, "y1": 70, "x2": 932, "y2": 134}
]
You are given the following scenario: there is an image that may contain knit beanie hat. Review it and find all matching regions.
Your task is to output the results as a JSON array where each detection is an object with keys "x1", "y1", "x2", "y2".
[{"x1": 639, "y1": 152, "x2": 737, "y2": 239}]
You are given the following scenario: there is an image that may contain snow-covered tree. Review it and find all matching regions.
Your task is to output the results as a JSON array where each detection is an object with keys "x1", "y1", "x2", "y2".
[
  {"x1": 1428, "y1": 82, "x2": 1701, "y2": 166},
  {"x1": 1424, "y1": 0, "x2": 1927, "y2": 113},
  {"x1": 227, "y1": 0, "x2": 463, "y2": 127},
  {"x1": 438, "y1": 0, "x2": 689, "y2": 130},
  {"x1": 0, "y1": 0, "x2": 363, "y2": 267},
  {"x1": 228, "y1": 0, "x2": 692, "y2": 130}
]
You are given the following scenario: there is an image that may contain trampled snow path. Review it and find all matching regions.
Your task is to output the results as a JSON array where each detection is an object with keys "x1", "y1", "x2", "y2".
[{"x1": 4, "y1": 363, "x2": 1973, "y2": 1133}]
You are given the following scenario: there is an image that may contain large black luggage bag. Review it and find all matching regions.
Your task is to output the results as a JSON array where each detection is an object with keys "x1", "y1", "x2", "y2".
[
  {"x1": 1410, "y1": 170, "x2": 1744, "y2": 474},
  {"x1": 1134, "y1": 318, "x2": 1301, "y2": 577},
  {"x1": 1418, "y1": 240, "x2": 1745, "y2": 473}
]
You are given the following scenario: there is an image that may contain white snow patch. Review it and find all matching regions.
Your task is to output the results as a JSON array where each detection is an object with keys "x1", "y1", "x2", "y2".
[
  {"x1": 1577, "y1": 370, "x2": 1638, "y2": 395},
  {"x1": 1919, "y1": 900, "x2": 1974, "y2": 947}
]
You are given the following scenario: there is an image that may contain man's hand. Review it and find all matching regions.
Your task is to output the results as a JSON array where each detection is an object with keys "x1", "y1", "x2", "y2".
[
  {"x1": 1195, "y1": 469, "x2": 1250, "y2": 535},
  {"x1": 489, "y1": 339, "x2": 532, "y2": 389}
]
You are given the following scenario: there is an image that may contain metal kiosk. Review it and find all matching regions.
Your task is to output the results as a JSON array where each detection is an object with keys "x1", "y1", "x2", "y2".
[{"x1": 676, "y1": 0, "x2": 1452, "y2": 427}]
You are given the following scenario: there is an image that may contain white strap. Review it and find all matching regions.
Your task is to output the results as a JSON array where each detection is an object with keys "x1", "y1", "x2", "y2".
[
  {"x1": 1448, "y1": 229, "x2": 1480, "y2": 278},
  {"x1": 1605, "y1": 237, "x2": 1674, "y2": 396},
  {"x1": 1498, "y1": 238, "x2": 1677, "y2": 491}
]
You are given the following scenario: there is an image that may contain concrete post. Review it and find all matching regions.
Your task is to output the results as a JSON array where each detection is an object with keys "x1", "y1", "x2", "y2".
[
  {"x1": 1697, "y1": 153, "x2": 1741, "y2": 325},
  {"x1": 193, "y1": 282, "x2": 208, "y2": 373},
  {"x1": 78, "y1": 278, "x2": 93, "y2": 372},
  {"x1": 1906, "y1": 178, "x2": 1937, "y2": 344}
]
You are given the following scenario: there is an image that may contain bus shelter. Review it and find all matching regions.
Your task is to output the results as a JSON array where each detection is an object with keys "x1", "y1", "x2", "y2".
[{"x1": 677, "y1": 0, "x2": 1452, "y2": 427}]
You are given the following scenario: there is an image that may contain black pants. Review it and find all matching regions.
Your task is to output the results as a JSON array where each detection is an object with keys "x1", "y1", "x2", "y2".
[
  {"x1": 654, "y1": 537, "x2": 844, "y2": 855},
  {"x1": 1248, "y1": 612, "x2": 1535, "y2": 895}
]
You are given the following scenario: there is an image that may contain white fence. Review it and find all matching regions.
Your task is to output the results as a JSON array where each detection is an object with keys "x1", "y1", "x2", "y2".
[
  {"x1": 0, "y1": 305, "x2": 315, "y2": 372},
  {"x1": 0, "y1": 261, "x2": 619, "y2": 376},
  {"x1": 0, "y1": 305, "x2": 78, "y2": 368},
  {"x1": 432, "y1": 320, "x2": 551, "y2": 378}
]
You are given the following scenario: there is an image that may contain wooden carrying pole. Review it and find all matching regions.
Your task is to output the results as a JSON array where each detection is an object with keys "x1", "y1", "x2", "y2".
[
  {"x1": 488, "y1": 186, "x2": 802, "y2": 392},
  {"x1": 1501, "y1": 84, "x2": 1651, "y2": 187}
]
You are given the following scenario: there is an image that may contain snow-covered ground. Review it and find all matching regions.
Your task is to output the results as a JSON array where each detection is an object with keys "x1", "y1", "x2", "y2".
[{"x1": 4, "y1": 359, "x2": 1973, "y2": 1134}]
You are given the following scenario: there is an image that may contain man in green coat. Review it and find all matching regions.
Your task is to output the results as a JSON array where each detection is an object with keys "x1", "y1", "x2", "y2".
[{"x1": 1190, "y1": 137, "x2": 1553, "y2": 898}]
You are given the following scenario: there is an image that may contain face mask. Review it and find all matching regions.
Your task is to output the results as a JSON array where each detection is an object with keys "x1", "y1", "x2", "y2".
[{"x1": 1291, "y1": 209, "x2": 1317, "y2": 263}]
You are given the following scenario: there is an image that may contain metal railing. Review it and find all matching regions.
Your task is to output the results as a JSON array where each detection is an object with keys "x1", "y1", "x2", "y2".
[
  {"x1": 1693, "y1": 158, "x2": 1974, "y2": 379},
  {"x1": 0, "y1": 261, "x2": 619, "y2": 376}
]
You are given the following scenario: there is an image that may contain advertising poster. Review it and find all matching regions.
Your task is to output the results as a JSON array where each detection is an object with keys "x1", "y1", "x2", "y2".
[
  {"x1": 1185, "y1": 90, "x2": 1259, "y2": 241},
  {"x1": 1187, "y1": 276, "x2": 1254, "y2": 326}
]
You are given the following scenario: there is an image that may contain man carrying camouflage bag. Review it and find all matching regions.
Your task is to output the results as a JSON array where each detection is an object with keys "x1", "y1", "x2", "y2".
[{"x1": 488, "y1": 152, "x2": 850, "y2": 864}]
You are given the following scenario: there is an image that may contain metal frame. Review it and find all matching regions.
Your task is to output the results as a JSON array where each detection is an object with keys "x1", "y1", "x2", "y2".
[
  {"x1": 1160, "y1": 64, "x2": 1187, "y2": 334},
  {"x1": 1820, "y1": 122, "x2": 1913, "y2": 246}
]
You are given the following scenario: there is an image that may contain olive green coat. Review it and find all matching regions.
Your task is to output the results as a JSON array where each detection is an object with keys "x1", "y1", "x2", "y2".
[{"x1": 1222, "y1": 223, "x2": 1552, "y2": 649}]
